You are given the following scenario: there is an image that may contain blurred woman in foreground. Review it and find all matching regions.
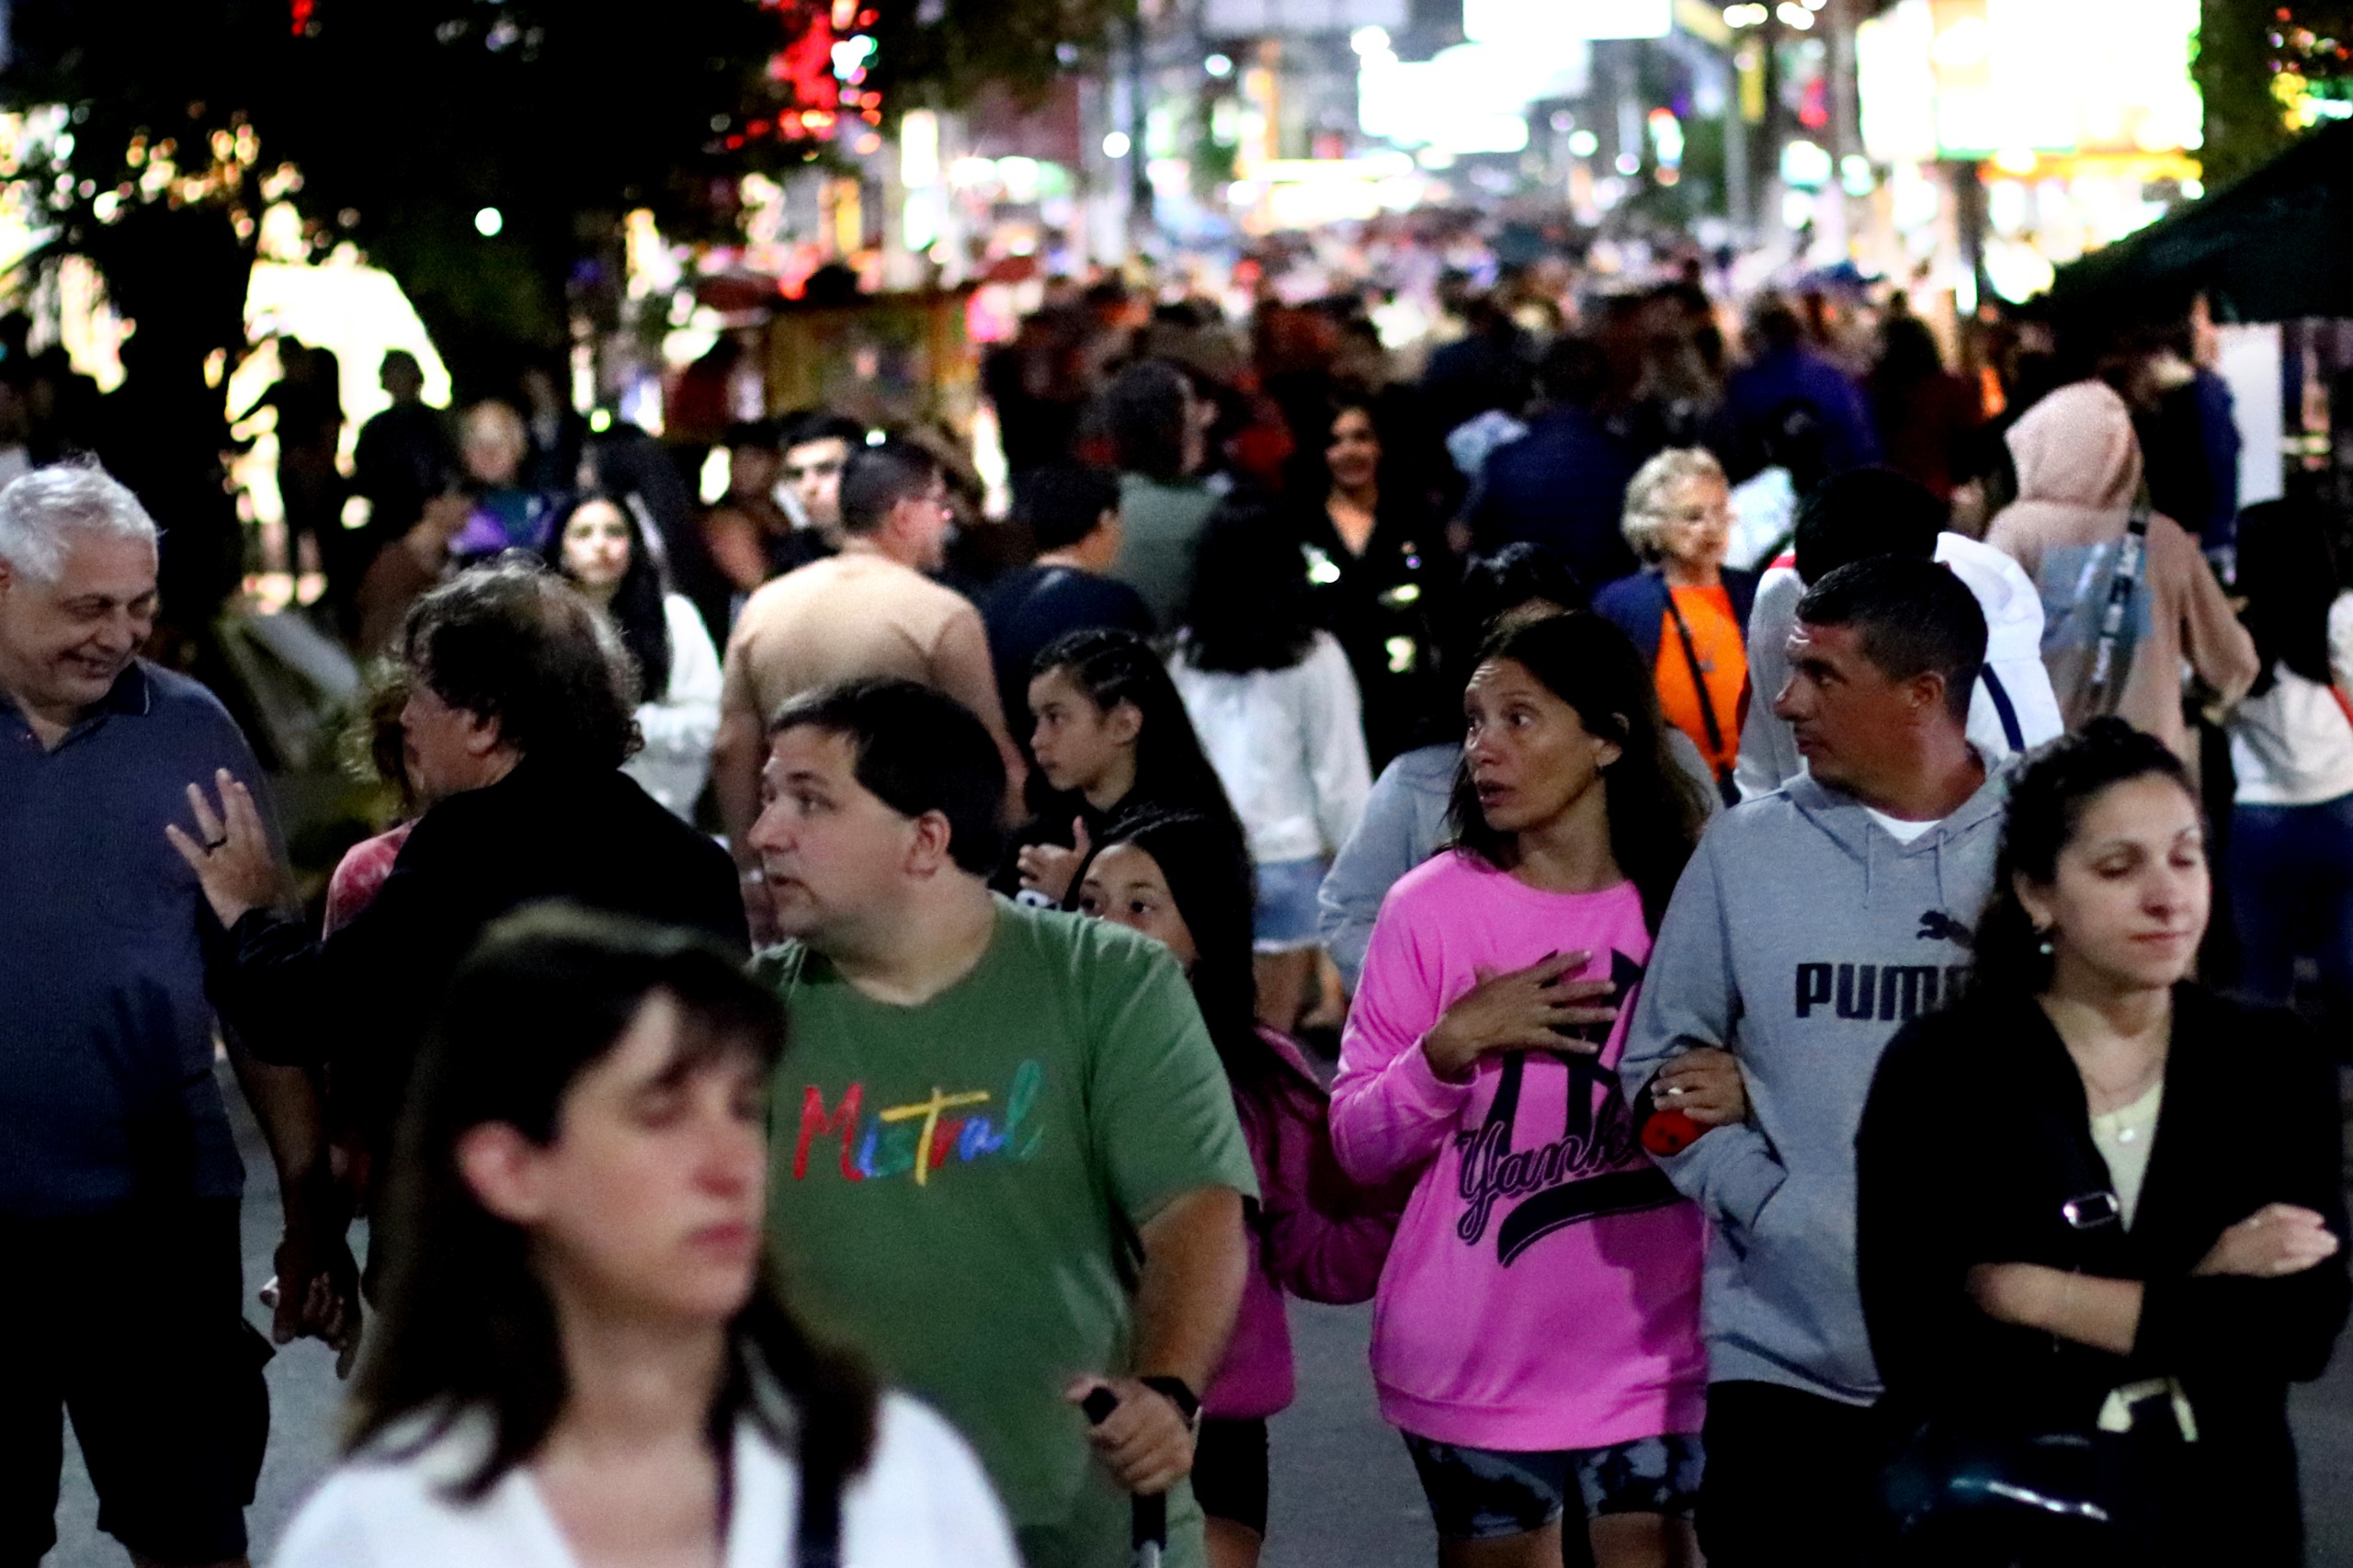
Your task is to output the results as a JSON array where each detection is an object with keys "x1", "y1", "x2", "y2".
[{"x1": 274, "y1": 905, "x2": 1018, "y2": 1567}]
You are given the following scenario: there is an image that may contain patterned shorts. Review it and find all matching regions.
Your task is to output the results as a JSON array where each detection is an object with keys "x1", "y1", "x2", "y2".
[{"x1": 1402, "y1": 1430, "x2": 1706, "y2": 1540}]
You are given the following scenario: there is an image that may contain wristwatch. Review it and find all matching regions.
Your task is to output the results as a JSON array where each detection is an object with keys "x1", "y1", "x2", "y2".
[{"x1": 1140, "y1": 1375, "x2": 1201, "y2": 1434}]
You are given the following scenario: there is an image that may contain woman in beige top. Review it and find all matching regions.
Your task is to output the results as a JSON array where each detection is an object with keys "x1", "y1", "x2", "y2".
[{"x1": 1984, "y1": 380, "x2": 2256, "y2": 760}]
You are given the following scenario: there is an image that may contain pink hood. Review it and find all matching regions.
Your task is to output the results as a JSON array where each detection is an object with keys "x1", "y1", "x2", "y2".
[{"x1": 2004, "y1": 380, "x2": 2142, "y2": 515}]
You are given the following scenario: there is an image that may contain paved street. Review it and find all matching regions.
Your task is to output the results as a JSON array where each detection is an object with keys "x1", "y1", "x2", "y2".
[{"x1": 40, "y1": 1065, "x2": 2353, "y2": 1566}]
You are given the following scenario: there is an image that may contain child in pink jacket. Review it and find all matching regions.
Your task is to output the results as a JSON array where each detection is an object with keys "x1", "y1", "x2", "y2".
[
  {"x1": 1331, "y1": 613, "x2": 1710, "y2": 1568},
  {"x1": 1076, "y1": 810, "x2": 1403, "y2": 1568}
]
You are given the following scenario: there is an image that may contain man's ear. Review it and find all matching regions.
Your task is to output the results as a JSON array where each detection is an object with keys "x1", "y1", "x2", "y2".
[
  {"x1": 461, "y1": 706, "x2": 506, "y2": 758},
  {"x1": 1905, "y1": 670, "x2": 1949, "y2": 721},
  {"x1": 904, "y1": 808, "x2": 959, "y2": 878},
  {"x1": 456, "y1": 1122, "x2": 550, "y2": 1226}
]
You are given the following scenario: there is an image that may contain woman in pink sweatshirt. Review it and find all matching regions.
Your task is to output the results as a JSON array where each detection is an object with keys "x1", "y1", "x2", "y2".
[
  {"x1": 1331, "y1": 611, "x2": 1711, "y2": 1568},
  {"x1": 1076, "y1": 809, "x2": 1404, "y2": 1568}
]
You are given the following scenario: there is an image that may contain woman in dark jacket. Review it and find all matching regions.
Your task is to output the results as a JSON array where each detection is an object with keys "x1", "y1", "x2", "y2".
[
  {"x1": 172, "y1": 562, "x2": 747, "y2": 1190},
  {"x1": 1858, "y1": 719, "x2": 2348, "y2": 1565},
  {"x1": 1592, "y1": 448, "x2": 1756, "y2": 804},
  {"x1": 1291, "y1": 395, "x2": 1450, "y2": 771}
]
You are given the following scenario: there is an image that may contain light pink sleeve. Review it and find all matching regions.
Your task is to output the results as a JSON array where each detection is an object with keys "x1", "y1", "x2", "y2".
[{"x1": 1328, "y1": 881, "x2": 1471, "y2": 1185}]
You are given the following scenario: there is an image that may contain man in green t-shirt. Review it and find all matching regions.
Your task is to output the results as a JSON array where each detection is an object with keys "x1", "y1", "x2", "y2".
[{"x1": 745, "y1": 676, "x2": 1256, "y2": 1568}]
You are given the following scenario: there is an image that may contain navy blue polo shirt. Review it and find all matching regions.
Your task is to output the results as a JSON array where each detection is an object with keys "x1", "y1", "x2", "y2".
[{"x1": 0, "y1": 661, "x2": 261, "y2": 1216}]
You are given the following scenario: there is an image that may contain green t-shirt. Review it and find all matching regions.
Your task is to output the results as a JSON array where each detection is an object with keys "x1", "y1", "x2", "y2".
[{"x1": 756, "y1": 897, "x2": 1258, "y2": 1568}]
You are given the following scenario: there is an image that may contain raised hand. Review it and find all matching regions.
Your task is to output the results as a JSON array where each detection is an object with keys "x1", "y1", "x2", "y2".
[
  {"x1": 164, "y1": 769, "x2": 279, "y2": 927},
  {"x1": 1016, "y1": 816, "x2": 1094, "y2": 905},
  {"x1": 1421, "y1": 950, "x2": 1617, "y2": 1081}
]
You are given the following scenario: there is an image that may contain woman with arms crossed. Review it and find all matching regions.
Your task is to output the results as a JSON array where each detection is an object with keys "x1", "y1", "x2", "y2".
[{"x1": 1859, "y1": 719, "x2": 2349, "y2": 1565}]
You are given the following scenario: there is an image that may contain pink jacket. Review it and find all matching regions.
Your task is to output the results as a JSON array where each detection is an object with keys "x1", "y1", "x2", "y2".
[{"x1": 1203, "y1": 1029, "x2": 1404, "y2": 1421}]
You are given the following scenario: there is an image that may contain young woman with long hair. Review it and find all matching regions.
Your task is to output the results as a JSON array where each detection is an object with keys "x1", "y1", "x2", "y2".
[
  {"x1": 273, "y1": 905, "x2": 1019, "y2": 1567},
  {"x1": 1858, "y1": 720, "x2": 2348, "y2": 1566},
  {"x1": 1172, "y1": 499, "x2": 1374, "y2": 1030},
  {"x1": 1330, "y1": 612, "x2": 1711, "y2": 1568},
  {"x1": 1291, "y1": 395, "x2": 1449, "y2": 769},
  {"x1": 1001, "y1": 624, "x2": 1245, "y2": 905},
  {"x1": 544, "y1": 493, "x2": 722, "y2": 820},
  {"x1": 2222, "y1": 497, "x2": 2353, "y2": 1033},
  {"x1": 1074, "y1": 811, "x2": 1399, "y2": 1568}
]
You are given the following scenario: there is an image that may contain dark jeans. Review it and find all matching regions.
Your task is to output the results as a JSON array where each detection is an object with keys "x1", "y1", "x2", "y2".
[
  {"x1": 0, "y1": 1199, "x2": 267, "y2": 1568},
  {"x1": 1699, "y1": 1381, "x2": 1890, "y2": 1568},
  {"x1": 2230, "y1": 795, "x2": 2353, "y2": 1034}
]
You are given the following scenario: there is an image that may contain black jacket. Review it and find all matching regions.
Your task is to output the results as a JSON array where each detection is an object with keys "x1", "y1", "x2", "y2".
[
  {"x1": 1590, "y1": 565, "x2": 1760, "y2": 671},
  {"x1": 210, "y1": 758, "x2": 746, "y2": 1156},
  {"x1": 1858, "y1": 986, "x2": 2348, "y2": 1562}
]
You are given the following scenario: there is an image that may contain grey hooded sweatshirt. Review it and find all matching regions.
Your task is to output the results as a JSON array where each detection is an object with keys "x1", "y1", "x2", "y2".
[{"x1": 1620, "y1": 760, "x2": 2011, "y2": 1406}]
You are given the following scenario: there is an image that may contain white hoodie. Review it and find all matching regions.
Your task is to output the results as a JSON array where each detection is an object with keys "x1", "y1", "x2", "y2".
[{"x1": 1734, "y1": 533, "x2": 2064, "y2": 801}]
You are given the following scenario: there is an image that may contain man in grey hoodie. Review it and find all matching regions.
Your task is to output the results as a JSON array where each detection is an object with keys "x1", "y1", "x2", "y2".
[{"x1": 1621, "y1": 555, "x2": 2010, "y2": 1567}]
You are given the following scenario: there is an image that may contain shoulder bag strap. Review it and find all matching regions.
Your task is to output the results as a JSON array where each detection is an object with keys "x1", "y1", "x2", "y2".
[
  {"x1": 1981, "y1": 665, "x2": 2026, "y2": 751},
  {"x1": 1663, "y1": 586, "x2": 1737, "y2": 801},
  {"x1": 2081, "y1": 505, "x2": 2152, "y2": 719}
]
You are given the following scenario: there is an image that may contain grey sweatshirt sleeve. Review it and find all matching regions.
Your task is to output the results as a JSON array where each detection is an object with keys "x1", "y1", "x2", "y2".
[
  {"x1": 1620, "y1": 835, "x2": 1790, "y2": 1235},
  {"x1": 1734, "y1": 569, "x2": 1803, "y2": 801},
  {"x1": 1318, "y1": 755, "x2": 1429, "y2": 991}
]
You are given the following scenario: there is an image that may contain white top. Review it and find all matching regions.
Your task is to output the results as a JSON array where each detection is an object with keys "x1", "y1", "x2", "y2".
[
  {"x1": 1863, "y1": 808, "x2": 1937, "y2": 845},
  {"x1": 2089, "y1": 1078, "x2": 2165, "y2": 1229},
  {"x1": 271, "y1": 1392, "x2": 1018, "y2": 1568},
  {"x1": 1735, "y1": 532, "x2": 2065, "y2": 801},
  {"x1": 621, "y1": 593, "x2": 724, "y2": 819},
  {"x1": 1170, "y1": 631, "x2": 1373, "y2": 866},
  {"x1": 2226, "y1": 592, "x2": 2353, "y2": 808}
]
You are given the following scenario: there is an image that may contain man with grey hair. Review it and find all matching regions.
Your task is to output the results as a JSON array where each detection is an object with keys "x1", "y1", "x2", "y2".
[{"x1": 0, "y1": 460, "x2": 355, "y2": 1568}]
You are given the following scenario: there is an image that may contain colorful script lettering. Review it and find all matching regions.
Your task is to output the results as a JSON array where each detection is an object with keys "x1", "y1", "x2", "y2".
[{"x1": 791, "y1": 1060, "x2": 1045, "y2": 1185}]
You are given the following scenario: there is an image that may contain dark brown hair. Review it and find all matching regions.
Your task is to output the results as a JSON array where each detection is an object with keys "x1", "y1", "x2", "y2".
[
  {"x1": 348, "y1": 904, "x2": 876, "y2": 1497},
  {"x1": 1446, "y1": 611, "x2": 1706, "y2": 933},
  {"x1": 403, "y1": 560, "x2": 641, "y2": 771}
]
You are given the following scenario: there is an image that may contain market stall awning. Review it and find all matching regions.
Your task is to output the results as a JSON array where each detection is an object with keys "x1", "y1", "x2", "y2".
[{"x1": 2050, "y1": 119, "x2": 2353, "y2": 322}]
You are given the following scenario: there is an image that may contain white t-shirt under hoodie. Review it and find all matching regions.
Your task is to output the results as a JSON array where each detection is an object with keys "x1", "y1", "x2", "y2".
[
  {"x1": 271, "y1": 1392, "x2": 1019, "y2": 1568},
  {"x1": 2227, "y1": 592, "x2": 2353, "y2": 808}
]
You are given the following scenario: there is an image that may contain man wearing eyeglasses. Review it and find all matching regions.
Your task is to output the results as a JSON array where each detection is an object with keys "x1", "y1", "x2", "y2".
[{"x1": 713, "y1": 440, "x2": 1026, "y2": 941}]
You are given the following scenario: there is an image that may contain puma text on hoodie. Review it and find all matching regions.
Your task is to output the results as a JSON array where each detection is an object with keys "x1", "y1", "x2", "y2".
[{"x1": 1620, "y1": 762, "x2": 2011, "y2": 1405}]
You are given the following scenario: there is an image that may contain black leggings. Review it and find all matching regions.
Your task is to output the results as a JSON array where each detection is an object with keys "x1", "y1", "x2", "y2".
[{"x1": 1193, "y1": 1417, "x2": 1270, "y2": 1537}]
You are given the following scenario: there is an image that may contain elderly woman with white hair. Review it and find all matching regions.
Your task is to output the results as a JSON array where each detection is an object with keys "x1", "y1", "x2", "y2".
[{"x1": 1593, "y1": 448, "x2": 1756, "y2": 805}]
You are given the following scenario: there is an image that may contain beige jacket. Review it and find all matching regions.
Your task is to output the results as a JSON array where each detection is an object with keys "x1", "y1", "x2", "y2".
[{"x1": 1985, "y1": 381, "x2": 2256, "y2": 759}]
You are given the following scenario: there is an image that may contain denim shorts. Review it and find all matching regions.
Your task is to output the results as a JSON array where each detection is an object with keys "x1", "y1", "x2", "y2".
[
  {"x1": 1402, "y1": 1430, "x2": 1706, "y2": 1540},
  {"x1": 1252, "y1": 856, "x2": 1326, "y2": 952}
]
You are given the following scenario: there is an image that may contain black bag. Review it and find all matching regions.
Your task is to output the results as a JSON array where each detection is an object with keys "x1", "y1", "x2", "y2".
[{"x1": 1874, "y1": 1085, "x2": 2191, "y2": 1566}]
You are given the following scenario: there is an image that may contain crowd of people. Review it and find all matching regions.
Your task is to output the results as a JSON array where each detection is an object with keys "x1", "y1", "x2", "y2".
[{"x1": 4, "y1": 258, "x2": 2351, "y2": 1568}]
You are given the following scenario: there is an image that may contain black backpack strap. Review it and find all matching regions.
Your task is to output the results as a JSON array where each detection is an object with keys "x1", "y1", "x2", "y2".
[
  {"x1": 1662, "y1": 585, "x2": 1738, "y2": 803},
  {"x1": 796, "y1": 1450, "x2": 845, "y2": 1568},
  {"x1": 1981, "y1": 665, "x2": 2025, "y2": 751}
]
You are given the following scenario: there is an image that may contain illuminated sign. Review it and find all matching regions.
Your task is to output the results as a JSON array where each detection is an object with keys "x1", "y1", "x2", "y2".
[
  {"x1": 1856, "y1": 0, "x2": 2201, "y2": 160},
  {"x1": 1462, "y1": 0, "x2": 1672, "y2": 41}
]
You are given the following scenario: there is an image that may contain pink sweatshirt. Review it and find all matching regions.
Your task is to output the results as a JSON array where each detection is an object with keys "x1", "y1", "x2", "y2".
[
  {"x1": 1205, "y1": 1028, "x2": 1405, "y2": 1421},
  {"x1": 1330, "y1": 852, "x2": 1706, "y2": 1450}
]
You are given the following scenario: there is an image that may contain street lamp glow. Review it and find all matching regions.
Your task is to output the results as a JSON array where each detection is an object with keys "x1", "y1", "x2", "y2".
[
  {"x1": 1567, "y1": 128, "x2": 1601, "y2": 157},
  {"x1": 473, "y1": 206, "x2": 503, "y2": 237},
  {"x1": 1350, "y1": 26, "x2": 1390, "y2": 55},
  {"x1": 1776, "y1": 1, "x2": 1813, "y2": 27},
  {"x1": 1102, "y1": 131, "x2": 1131, "y2": 159},
  {"x1": 1205, "y1": 52, "x2": 1233, "y2": 77}
]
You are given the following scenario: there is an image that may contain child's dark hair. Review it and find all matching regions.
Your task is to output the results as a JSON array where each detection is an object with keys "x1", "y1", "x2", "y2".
[
  {"x1": 1029, "y1": 627, "x2": 1245, "y2": 849},
  {"x1": 1446, "y1": 612, "x2": 1706, "y2": 933},
  {"x1": 1087, "y1": 810, "x2": 1281, "y2": 1106}
]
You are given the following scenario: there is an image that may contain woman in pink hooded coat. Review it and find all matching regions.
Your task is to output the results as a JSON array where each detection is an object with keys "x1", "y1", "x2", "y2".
[{"x1": 1984, "y1": 379, "x2": 2256, "y2": 759}]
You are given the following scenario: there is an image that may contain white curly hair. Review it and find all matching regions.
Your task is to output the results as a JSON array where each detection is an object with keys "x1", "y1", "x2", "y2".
[
  {"x1": 1620, "y1": 447, "x2": 1727, "y2": 559},
  {"x1": 0, "y1": 460, "x2": 158, "y2": 583}
]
